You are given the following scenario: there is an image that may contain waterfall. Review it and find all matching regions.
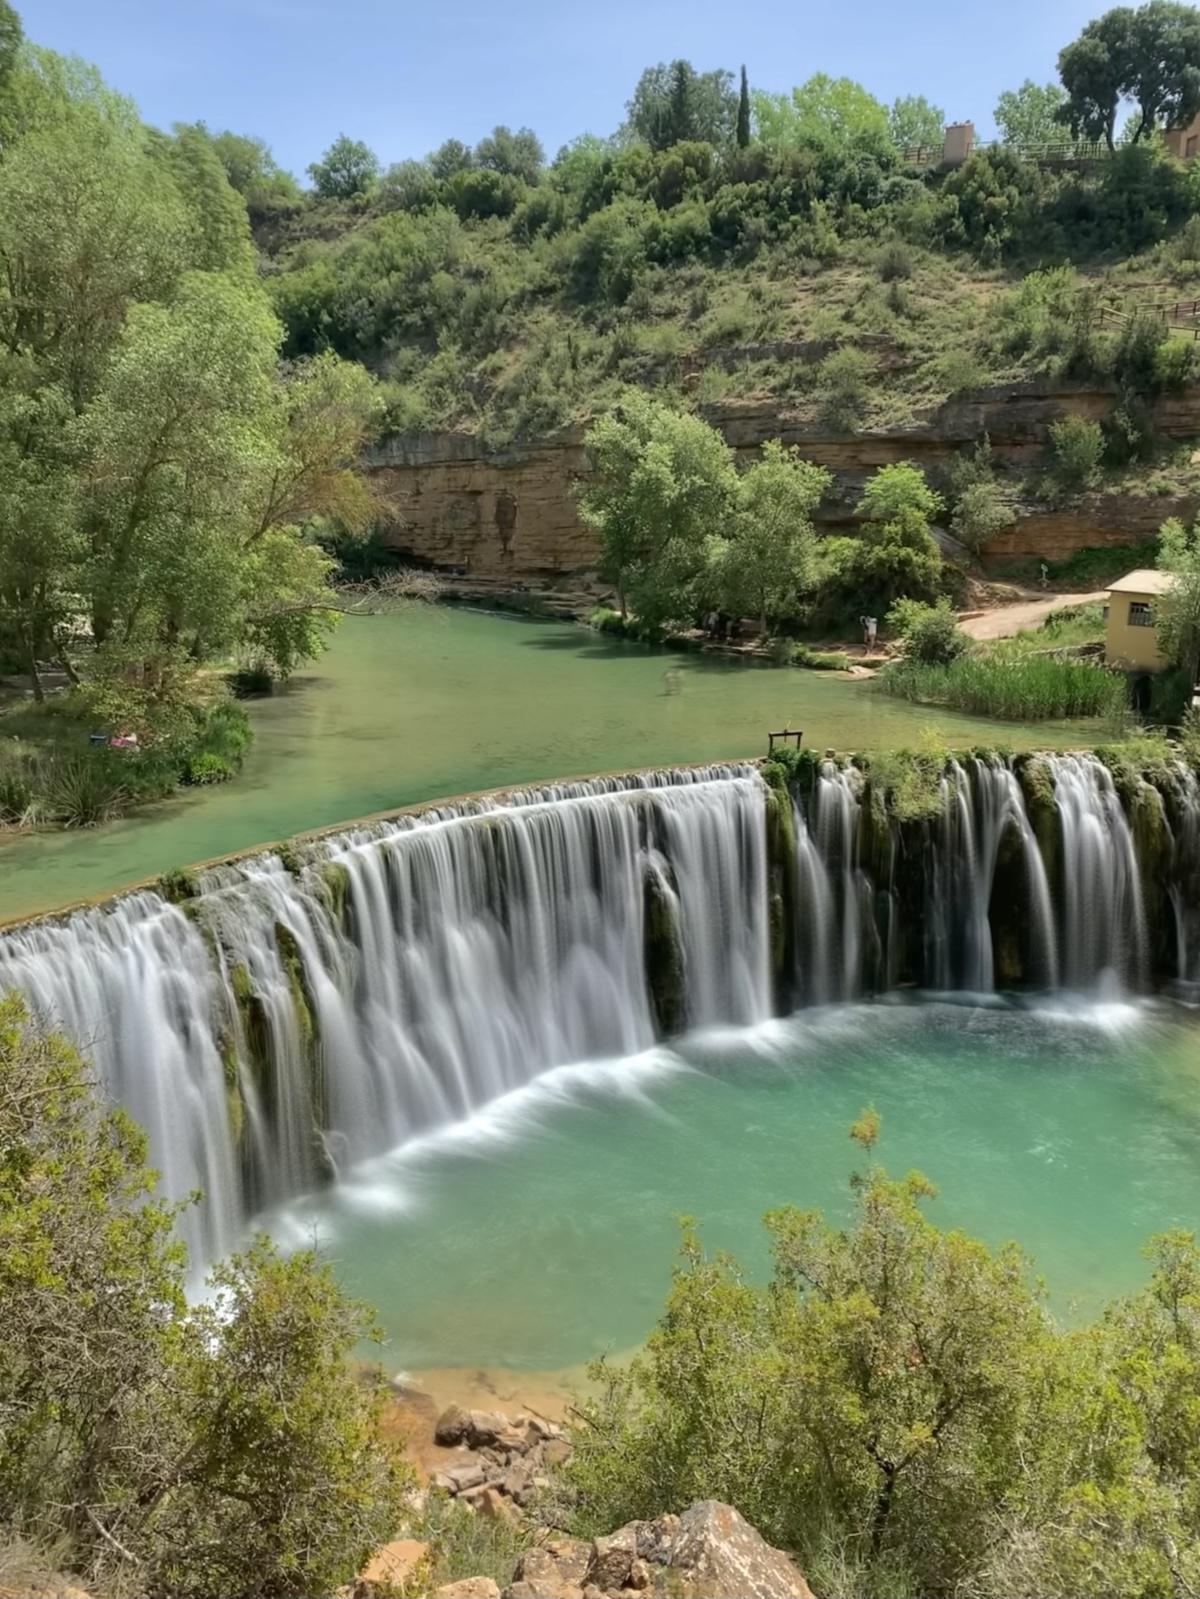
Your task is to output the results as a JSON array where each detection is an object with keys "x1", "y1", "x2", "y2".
[
  {"x1": 0, "y1": 766, "x2": 768, "y2": 1264},
  {"x1": 929, "y1": 760, "x2": 1058, "y2": 993},
  {"x1": 1047, "y1": 754, "x2": 1148, "y2": 993},
  {"x1": 793, "y1": 762, "x2": 870, "y2": 1004},
  {"x1": 0, "y1": 750, "x2": 1193, "y2": 1268}
]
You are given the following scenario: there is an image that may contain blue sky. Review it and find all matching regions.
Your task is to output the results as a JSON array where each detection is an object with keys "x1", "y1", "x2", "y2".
[{"x1": 24, "y1": 0, "x2": 1102, "y2": 178}]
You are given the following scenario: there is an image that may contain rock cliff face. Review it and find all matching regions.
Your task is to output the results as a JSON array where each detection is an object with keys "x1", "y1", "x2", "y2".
[{"x1": 367, "y1": 384, "x2": 1200, "y2": 581}]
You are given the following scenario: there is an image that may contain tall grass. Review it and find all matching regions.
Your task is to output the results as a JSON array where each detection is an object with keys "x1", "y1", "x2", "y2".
[{"x1": 878, "y1": 648, "x2": 1128, "y2": 722}]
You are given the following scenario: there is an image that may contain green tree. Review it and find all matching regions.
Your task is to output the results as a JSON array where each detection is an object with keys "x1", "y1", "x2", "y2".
[
  {"x1": 841, "y1": 463, "x2": 945, "y2": 610},
  {"x1": 995, "y1": 79, "x2": 1067, "y2": 148},
  {"x1": 718, "y1": 442, "x2": 830, "y2": 630},
  {"x1": 736, "y1": 65, "x2": 751, "y2": 148},
  {"x1": 578, "y1": 394, "x2": 736, "y2": 625},
  {"x1": 474, "y1": 124, "x2": 544, "y2": 184},
  {"x1": 307, "y1": 133, "x2": 380, "y2": 198},
  {"x1": 207, "y1": 127, "x2": 298, "y2": 200},
  {"x1": 163, "y1": 122, "x2": 257, "y2": 277},
  {"x1": 1057, "y1": 2, "x2": 1200, "y2": 149},
  {"x1": 753, "y1": 74, "x2": 892, "y2": 153},
  {"x1": 624, "y1": 60, "x2": 737, "y2": 150},
  {"x1": 0, "y1": 0, "x2": 20, "y2": 96},
  {"x1": 1155, "y1": 514, "x2": 1200, "y2": 677},
  {"x1": 429, "y1": 137, "x2": 473, "y2": 179},
  {"x1": 889, "y1": 93, "x2": 945, "y2": 150}
]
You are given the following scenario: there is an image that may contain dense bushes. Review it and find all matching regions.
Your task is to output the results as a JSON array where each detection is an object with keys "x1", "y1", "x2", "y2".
[
  {"x1": 265, "y1": 110, "x2": 1200, "y2": 449},
  {"x1": 0, "y1": 997, "x2": 404, "y2": 1597},
  {"x1": 563, "y1": 1117, "x2": 1200, "y2": 1598},
  {"x1": 0, "y1": 698, "x2": 252, "y2": 829}
]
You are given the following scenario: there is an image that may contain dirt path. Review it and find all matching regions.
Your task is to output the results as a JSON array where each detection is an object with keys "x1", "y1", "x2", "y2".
[{"x1": 958, "y1": 589, "x2": 1107, "y2": 641}]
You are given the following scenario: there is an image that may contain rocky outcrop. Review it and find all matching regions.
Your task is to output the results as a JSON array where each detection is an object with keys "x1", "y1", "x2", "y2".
[
  {"x1": 367, "y1": 384, "x2": 1200, "y2": 582},
  {"x1": 500, "y1": 1501, "x2": 813, "y2": 1599},
  {"x1": 428, "y1": 1406, "x2": 568, "y2": 1516}
]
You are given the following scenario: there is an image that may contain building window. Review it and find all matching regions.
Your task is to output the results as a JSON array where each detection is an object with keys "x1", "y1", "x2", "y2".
[{"x1": 1128, "y1": 601, "x2": 1155, "y2": 627}]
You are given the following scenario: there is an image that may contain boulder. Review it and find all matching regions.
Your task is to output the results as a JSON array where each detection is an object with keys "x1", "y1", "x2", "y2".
[
  {"x1": 435, "y1": 1404, "x2": 475, "y2": 1446},
  {"x1": 477, "y1": 1485, "x2": 521, "y2": 1526},
  {"x1": 655, "y1": 1500, "x2": 813, "y2": 1599},
  {"x1": 434, "y1": 1459, "x2": 487, "y2": 1495},
  {"x1": 354, "y1": 1537, "x2": 429, "y2": 1596},
  {"x1": 508, "y1": 1546, "x2": 586, "y2": 1598},
  {"x1": 541, "y1": 1438, "x2": 572, "y2": 1468},
  {"x1": 542, "y1": 1540, "x2": 592, "y2": 1586},
  {"x1": 585, "y1": 1526, "x2": 639, "y2": 1593},
  {"x1": 434, "y1": 1580, "x2": 503, "y2": 1599}
]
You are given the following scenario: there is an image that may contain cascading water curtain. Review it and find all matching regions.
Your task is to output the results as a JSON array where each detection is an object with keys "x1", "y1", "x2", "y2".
[{"x1": 0, "y1": 752, "x2": 1191, "y2": 1269}]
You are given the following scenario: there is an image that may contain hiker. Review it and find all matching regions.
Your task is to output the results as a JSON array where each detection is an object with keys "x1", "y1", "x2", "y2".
[
  {"x1": 1040, "y1": 561, "x2": 1049, "y2": 590},
  {"x1": 861, "y1": 615, "x2": 878, "y2": 653}
]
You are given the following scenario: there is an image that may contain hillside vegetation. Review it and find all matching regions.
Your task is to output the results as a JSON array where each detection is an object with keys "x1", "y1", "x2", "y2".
[{"x1": 239, "y1": 41, "x2": 1200, "y2": 453}]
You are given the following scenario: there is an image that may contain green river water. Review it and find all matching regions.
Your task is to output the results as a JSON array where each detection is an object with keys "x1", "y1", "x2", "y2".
[
  {"x1": 264, "y1": 999, "x2": 1200, "y2": 1376},
  {"x1": 0, "y1": 606, "x2": 1104, "y2": 923}
]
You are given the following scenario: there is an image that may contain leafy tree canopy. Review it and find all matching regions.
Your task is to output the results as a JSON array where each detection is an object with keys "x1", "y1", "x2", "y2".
[
  {"x1": 625, "y1": 59, "x2": 737, "y2": 150},
  {"x1": 307, "y1": 132, "x2": 380, "y2": 198},
  {"x1": 753, "y1": 73, "x2": 892, "y2": 154},
  {"x1": 995, "y1": 78, "x2": 1067, "y2": 147},
  {"x1": 1057, "y1": 1, "x2": 1200, "y2": 148},
  {"x1": 889, "y1": 93, "x2": 945, "y2": 150}
]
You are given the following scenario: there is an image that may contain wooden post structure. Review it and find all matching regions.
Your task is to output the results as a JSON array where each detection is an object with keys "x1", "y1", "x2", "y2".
[{"x1": 767, "y1": 728, "x2": 803, "y2": 756}]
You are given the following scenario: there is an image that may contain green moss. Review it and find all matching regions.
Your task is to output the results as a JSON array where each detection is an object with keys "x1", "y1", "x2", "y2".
[
  {"x1": 230, "y1": 961, "x2": 275, "y2": 1121},
  {"x1": 857, "y1": 780, "x2": 895, "y2": 886},
  {"x1": 764, "y1": 780, "x2": 798, "y2": 1008},
  {"x1": 643, "y1": 867, "x2": 685, "y2": 1037},
  {"x1": 157, "y1": 868, "x2": 197, "y2": 904},
  {"x1": 275, "y1": 841, "x2": 306, "y2": 877},
  {"x1": 320, "y1": 862, "x2": 352, "y2": 927},
  {"x1": 1014, "y1": 754, "x2": 1061, "y2": 893}
]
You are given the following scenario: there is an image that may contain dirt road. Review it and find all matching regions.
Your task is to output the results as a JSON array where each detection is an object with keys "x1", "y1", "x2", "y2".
[{"x1": 959, "y1": 589, "x2": 1107, "y2": 641}]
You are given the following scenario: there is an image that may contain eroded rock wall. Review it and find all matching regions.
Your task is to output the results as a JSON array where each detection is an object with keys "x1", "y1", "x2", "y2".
[{"x1": 367, "y1": 384, "x2": 1200, "y2": 579}]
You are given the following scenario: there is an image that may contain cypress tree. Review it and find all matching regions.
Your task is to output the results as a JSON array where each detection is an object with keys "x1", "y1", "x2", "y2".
[{"x1": 736, "y1": 64, "x2": 752, "y2": 147}]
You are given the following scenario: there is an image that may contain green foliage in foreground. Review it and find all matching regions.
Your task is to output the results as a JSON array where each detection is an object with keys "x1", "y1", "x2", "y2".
[
  {"x1": 562, "y1": 1115, "x2": 1200, "y2": 1599},
  {"x1": 0, "y1": 996, "x2": 405, "y2": 1597},
  {"x1": 879, "y1": 648, "x2": 1128, "y2": 721}
]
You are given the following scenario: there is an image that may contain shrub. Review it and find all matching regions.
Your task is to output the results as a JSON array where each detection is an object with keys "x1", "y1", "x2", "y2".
[
  {"x1": 792, "y1": 643, "x2": 850, "y2": 670},
  {"x1": 875, "y1": 239, "x2": 913, "y2": 281},
  {"x1": 185, "y1": 752, "x2": 236, "y2": 785},
  {"x1": 39, "y1": 753, "x2": 128, "y2": 827},
  {"x1": 887, "y1": 597, "x2": 968, "y2": 663},
  {"x1": 816, "y1": 346, "x2": 875, "y2": 430},
  {"x1": 0, "y1": 998, "x2": 406, "y2": 1598},
  {"x1": 229, "y1": 662, "x2": 275, "y2": 698},
  {"x1": 416, "y1": 1492, "x2": 533, "y2": 1592},
  {"x1": 1047, "y1": 414, "x2": 1103, "y2": 495},
  {"x1": 562, "y1": 1117, "x2": 1055, "y2": 1595}
]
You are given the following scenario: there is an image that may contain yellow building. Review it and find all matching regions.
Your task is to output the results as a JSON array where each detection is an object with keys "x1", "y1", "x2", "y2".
[{"x1": 1105, "y1": 569, "x2": 1173, "y2": 672}]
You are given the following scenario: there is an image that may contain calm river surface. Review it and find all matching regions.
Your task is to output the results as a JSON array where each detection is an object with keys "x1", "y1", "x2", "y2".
[
  {"x1": 0, "y1": 606, "x2": 1106, "y2": 921},
  {"x1": 264, "y1": 998, "x2": 1200, "y2": 1375}
]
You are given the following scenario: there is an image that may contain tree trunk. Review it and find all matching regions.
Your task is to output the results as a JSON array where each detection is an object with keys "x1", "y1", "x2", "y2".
[
  {"x1": 869, "y1": 1462, "x2": 897, "y2": 1561},
  {"x1": 23, "y1": 631, "x2": 43, "y2": 704},
  {"x1": 618, "y1": 583, "x2": 628, "y2": 621}
]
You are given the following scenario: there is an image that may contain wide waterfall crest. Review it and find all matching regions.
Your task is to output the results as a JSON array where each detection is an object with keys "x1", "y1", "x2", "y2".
[{"x1": 0, "y1": 751, "x2": 1193, "y2": 1265}]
